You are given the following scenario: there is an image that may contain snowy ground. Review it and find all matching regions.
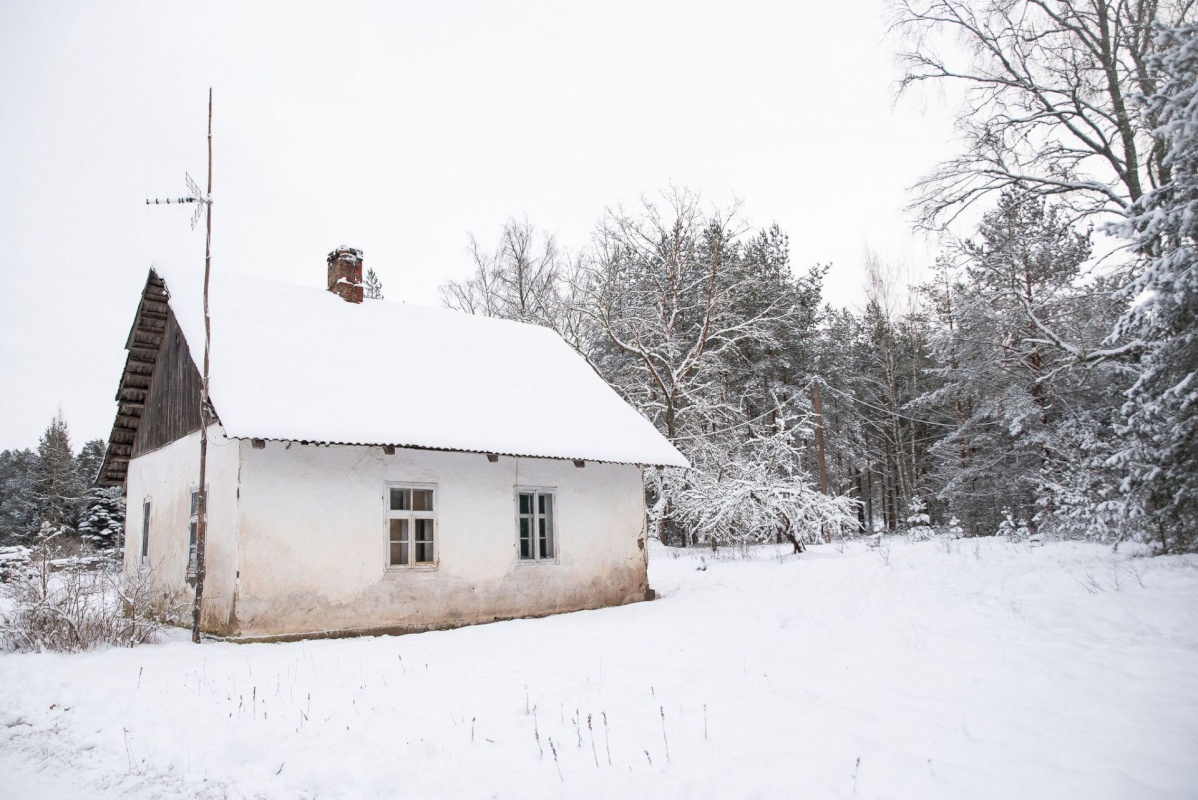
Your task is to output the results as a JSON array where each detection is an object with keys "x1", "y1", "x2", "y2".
[{"x1": 1, "y1": 537, "x2": 1197, "y2": 799}]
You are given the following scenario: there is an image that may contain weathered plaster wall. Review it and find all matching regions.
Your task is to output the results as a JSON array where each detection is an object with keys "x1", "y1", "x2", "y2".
[
  {"x1": 232, "y1": 442, "x2": 648, "y2": 637},
  {"x1": 123, "y1": 426, "x2": 241, "y2": 634}
]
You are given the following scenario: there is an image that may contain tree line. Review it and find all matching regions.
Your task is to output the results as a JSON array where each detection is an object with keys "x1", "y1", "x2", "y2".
[
  {"x1": 441, "y1": 5, "x2": 1198, "y2": 553},
  {"x1": 0, "y1": 413, "x2": 124, "y2": 551}
]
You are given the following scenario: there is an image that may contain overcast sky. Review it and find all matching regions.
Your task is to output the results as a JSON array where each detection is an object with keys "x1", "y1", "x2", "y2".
[{"x1": 0, "y1": 1, "x2": 957, "y2": 451}]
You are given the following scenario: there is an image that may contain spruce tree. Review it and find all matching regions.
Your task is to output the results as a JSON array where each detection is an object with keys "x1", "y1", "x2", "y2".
[
  {"x1": 0, "y1": 448, "x2": 38, "y2": 545},
  {"x1": 76, "y1": 439, "x2": 105, "y2": 487},
  {"x1": 1117, "y1": 23, "x2": 1198, "y2": 551},
  {"x1": 24, "y1": 413, "x2": 85, "y2": 539},
  {"x1": 78, "y1": 486, "x2": 125, "y2": 551}
]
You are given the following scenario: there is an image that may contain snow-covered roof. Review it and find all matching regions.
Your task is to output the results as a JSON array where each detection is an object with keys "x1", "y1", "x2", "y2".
[{"x1": 153, "y1": 265, "x2": 688, "y2": 468}]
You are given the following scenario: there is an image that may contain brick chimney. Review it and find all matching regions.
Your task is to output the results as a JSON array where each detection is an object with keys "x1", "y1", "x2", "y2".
[{"x1": 327, "y1": 246, "x2": 364, "y2": 303}]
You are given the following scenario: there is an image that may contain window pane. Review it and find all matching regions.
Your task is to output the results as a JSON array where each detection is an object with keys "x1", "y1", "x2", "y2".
[
  {"x1": 519, "y1": 493, "x2": 532, "y2": 515},
  {"x1": 411, "y1": 489, "x2": 433, "y2": 512},
  {"x1": 141, "y1": 502, "x2": 151, "y2": 559},
  {"x1": 189, "y1": 521, "x2": 197, "y2": 547},
  {"x1": 519, "y1": 517, "x2": 532, "y2": 559},
  {"x1": 390, "y1": 488, "x2": 409, "y2": 511},
  {"x1": 389, "y1": 519, "x2": 408, "y2": 566},
  {"x1": 415, "y1": 541, "x2": 433, "y2": 563},
  {"x1": 190, "y1": 490, "x2": 200, "y2": 516},
  {"x1": 414, "y1": 519, "x2": 434, "y2": 563},
  {"x1": 539, "y1": 494, "x2": 555, "y2": 559}
]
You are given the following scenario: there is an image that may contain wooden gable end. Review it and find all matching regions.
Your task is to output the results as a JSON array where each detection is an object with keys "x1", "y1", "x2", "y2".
[{"x1": 97, "y1": 270, "x2": 204, "y2": 487}]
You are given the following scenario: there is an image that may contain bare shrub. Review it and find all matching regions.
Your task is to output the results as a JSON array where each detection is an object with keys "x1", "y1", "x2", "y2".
[
  {"x1": 1125, "y1": 559, "x2": 1151, "y2": 588},
  {"x1": 873, "y1": 535, "x2": 893, "y2": 567},
  {"x1": 1072, "y1": 569, "x2": 1105, "y2": 594},
  {"x1": 0, "y1": 523, "x2": 168, "y2": 652}
]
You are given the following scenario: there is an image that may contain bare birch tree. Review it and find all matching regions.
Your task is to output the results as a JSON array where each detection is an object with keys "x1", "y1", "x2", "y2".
[
  {"x1": 441, "y1": 218, "x2": 594, "y2": 359},
  {"x1": 893, "y1": 0, "x2": 1195, "y2": 228}
]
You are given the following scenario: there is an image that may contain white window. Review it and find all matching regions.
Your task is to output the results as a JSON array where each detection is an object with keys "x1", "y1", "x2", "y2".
[
  {"x1": 188, "y1": 488, "x2": 201, "y2": 576},
  {"x1": 517, "y1": 490, "x2": 556, "y2": 562},
  {"x1": 387, "y1": 486, "x2": 436, "y2": 567}
]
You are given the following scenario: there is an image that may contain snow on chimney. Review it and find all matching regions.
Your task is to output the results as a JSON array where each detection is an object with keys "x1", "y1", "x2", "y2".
[{"x1": 327, "y1": 246, "x2": 364, "y2": 304}]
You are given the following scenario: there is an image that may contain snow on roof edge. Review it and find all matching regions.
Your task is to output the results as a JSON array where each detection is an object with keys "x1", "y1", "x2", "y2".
[{"x1": 148, "y1": 263, "x2": 691, "y2": 470}]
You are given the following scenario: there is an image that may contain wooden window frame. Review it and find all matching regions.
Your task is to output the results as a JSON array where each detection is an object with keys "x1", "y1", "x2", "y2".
[
  {"x1": 187, "y1": 485, "x2": 206, "y2": 578},
  {"x1": 515, "y1": 487, "x2": 558, "y2": 564},
  {"x1": 140, "y1": 497, "x2": 152, "y2": 567},
  {"x1": 385, "y1": 483, "x2": 438, "y2": 570}
]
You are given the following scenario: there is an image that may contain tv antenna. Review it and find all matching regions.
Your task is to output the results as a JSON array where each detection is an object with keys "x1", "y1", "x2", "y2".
[
  {"x1": 145, "y1": 88, "x2": 214, "y2": 645},
  {"x1": 146, "y1": 172, "x2": 209, "y2": 230}
]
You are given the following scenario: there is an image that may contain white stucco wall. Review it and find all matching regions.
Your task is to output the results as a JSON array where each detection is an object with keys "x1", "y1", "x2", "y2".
[
  {"x1": 122, "y1": 425, "x2": 241, "y2": 633},
  {"x1": 232, "y1": 442, "x2": 650, "y2": 638}
]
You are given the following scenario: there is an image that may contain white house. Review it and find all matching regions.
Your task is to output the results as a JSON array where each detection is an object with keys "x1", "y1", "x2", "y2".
[{"x1": 98, "y1": 248, "x2": 687, "y2": 639}]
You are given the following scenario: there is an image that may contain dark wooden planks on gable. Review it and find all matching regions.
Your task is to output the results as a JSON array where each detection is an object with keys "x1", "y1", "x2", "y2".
[
  {"x1": 134, "y1": 309, "x2": 202, "y2": 457},
  {"x1": 97, "y1": 270, "x2": 204, "y2": 487}
]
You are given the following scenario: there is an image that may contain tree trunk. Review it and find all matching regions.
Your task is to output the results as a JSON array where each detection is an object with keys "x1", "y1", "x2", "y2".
[
  {"x1": 865, "y1": 461, "x2": 875, "y2": 533},
  {"x1": 812, "y1": 382, "x2": 830, "y2": 496}
]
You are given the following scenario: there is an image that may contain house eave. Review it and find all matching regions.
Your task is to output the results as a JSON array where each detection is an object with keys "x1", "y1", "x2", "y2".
[{"x1": 228, "y1": 435, "x2": 686, "y2": 469}]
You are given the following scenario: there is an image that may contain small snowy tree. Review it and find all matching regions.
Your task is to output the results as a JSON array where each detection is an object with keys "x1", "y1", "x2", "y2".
[
  {"x1": 363, "y1": 267, "x2": 384, "y2": 300},
  {"x1": 947, "y1": 516, "x2": 964, "y2": 539},
  {"x1": 996, "y1": 508, "x2": 1017, "y2": 539},
  {"x1": 906, "y1": 496, "x2": 933, "y2": 541},
  {"x1": 77, "y1": 486, "x2": 125, "y2": 552},
  {"x1": 996, "y1": 508, "x2": 1030, "y2": 540}
]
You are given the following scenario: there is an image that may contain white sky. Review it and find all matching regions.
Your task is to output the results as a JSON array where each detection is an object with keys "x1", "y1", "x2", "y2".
[{"x1": 0, "y1": 1, "x2": 958, "y2": 451}]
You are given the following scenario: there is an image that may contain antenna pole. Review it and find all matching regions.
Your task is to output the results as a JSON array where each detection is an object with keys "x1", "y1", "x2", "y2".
[{"x1": 192, "y1": 88, "x2": 213, "y2": 644}]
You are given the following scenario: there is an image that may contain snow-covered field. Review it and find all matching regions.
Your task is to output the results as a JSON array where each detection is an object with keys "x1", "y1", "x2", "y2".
[{"x1": 2, "y1": 538, "x2": 1197, "y2": 799}]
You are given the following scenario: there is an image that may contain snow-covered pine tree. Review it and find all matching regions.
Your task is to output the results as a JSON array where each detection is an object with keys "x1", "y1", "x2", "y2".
[
  {"x1": 582, "y1": 190, "x2": 803, "y2": 545},
  {"x1": 919, "y1": 190, "x2": 1126, "y2": 538},
  {"x1": 73, "y1": 438, "x2": 122, "y2": 551},
  {"x1": 363, "y1": 267, "x2": 384, "y2": 300},
  {"x1": 1115, "y1": 23, "x2": 1198, "y2": 552},
  {"x1": 946, "y1": 516, "x2": 964, "y2": 539},
  {"x1": 0, "y1": 448, "x2": 39, "y2": 545},
  {"x1": 22, "y1": 413, "x2": 86, "y2": 541},
  {"x1": 77, "y1": 486, "x2": 125, "y2": 551},
  {"x1": 906, "y1": 496, "x2": 933, "y2": 541},
  {"x1": 75, "y1": 439, "x2": 105, "y2": 487}
]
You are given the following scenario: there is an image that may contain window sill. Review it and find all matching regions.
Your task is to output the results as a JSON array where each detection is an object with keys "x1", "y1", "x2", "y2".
[
  {"x1": 385, "y1": 564, "x2": 439, "y2": 574},
  {"x1": 516, "y1": 558, "x2": 560, "y2": 567}
]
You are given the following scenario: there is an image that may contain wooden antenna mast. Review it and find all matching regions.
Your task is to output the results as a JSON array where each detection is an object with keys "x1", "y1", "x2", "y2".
[{"x1": 145, "y1": 88, "x2": 214, "y2": 644}]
